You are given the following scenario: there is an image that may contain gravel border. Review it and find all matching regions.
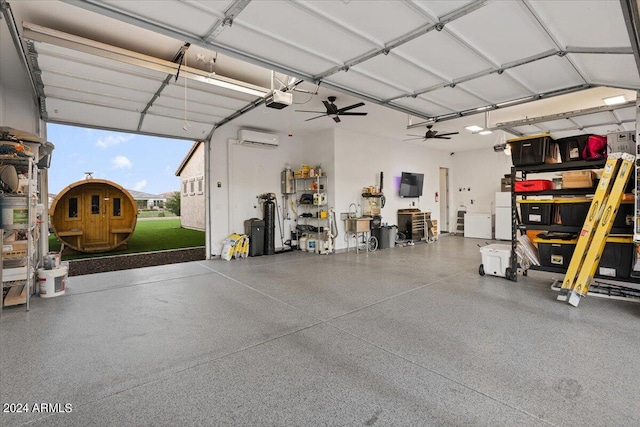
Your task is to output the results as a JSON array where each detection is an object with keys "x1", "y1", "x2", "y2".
[{"x1": 66, "y1": 247, "x2": 206, "y2": 276}]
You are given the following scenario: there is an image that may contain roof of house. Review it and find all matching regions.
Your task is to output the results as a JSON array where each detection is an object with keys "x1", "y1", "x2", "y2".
[
  {"x1": 175, "y1": 141, "x2": 202, "y2": 177},
  {"x1": 127, "y1": 189, "x2": 166, "y2": 201}
]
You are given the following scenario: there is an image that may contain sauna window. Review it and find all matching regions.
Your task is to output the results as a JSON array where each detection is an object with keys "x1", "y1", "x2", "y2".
[
  {"x1": 182, "y1": 180, "x2": 188, "y2": 197},
  {"x1": 68, "y1": 198, "x2": 78, "y2": 218},
  {"x1": 113, "y1": 198, "x2": 121, "y2": 217},
  {"x1": 91, "y1": 195, "x2": 100, "y2": 214}
]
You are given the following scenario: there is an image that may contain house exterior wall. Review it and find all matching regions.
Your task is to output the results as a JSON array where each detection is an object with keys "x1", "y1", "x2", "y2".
[{"x1": 179, "y1": 143, "x2": 205, "y2": 231}]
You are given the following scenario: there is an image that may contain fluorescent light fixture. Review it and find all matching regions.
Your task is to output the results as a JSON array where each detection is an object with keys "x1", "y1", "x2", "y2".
[
  {"x1": 479, "y1": 130, "x2": 492, "y2": 135},
  {"x1": 603, "y1": 95, "x2": 626, "y2": 106},
  {"x1": 465, "y1": 125, "x2": 483, "y2": 132}
]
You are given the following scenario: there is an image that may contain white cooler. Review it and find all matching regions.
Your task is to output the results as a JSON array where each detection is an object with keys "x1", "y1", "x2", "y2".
[{"x1": 479, "y1": 244, "x2": 512, "y2": 277}]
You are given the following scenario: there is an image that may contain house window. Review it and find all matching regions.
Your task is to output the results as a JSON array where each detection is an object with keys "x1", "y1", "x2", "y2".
[
  {"x1": 68, "y1": 197, "x2": 78, "y2": 218},
  {"x1": 197, "y1": 176, "x2": 204, "y2": 195},
  {"x1": 182, "y1": 180, "x2": 188, "y2": 197},
  {"x1": 91, "y1": 195, "x2": 100, "y2": 214},
  {"x1": 189, "y1": 179, "x2": 195, "y2": 196},
  {"x1": 113, "y1": 198, "x2": 121, "y2": 217}
]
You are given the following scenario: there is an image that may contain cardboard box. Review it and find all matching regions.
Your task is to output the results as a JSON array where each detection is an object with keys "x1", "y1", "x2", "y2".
[
  {"x1": 607, "y1": 131, "x2": 635, "y2": 155},
  {"x1": 501, "y1": 177, "x2": 511, "y2": 192},
  {"x1": 562, "y1": 170, "x2": 595, "y2": 189}
]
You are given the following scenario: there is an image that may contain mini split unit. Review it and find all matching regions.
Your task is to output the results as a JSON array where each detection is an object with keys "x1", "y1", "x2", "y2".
[{"x1": 237, "y1": 129, "x2": 279, "y2": 148}]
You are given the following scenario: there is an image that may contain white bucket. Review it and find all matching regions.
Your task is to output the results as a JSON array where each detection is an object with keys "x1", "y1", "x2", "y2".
[{"x1": 38, "y1": 266, "x2": 68, "y2": 298}]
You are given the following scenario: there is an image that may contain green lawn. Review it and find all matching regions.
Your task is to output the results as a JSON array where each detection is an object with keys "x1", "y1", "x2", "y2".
[{"x1": 49, "y1": 219, "x2": 205, "y2": 260}]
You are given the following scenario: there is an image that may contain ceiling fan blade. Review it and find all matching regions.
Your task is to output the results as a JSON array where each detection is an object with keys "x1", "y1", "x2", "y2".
[
  {"x1": 433, "y1": 136, "x2": 452, "y2": 139},
  {"x1": 406, "y1": 134, "x2": 424, "y2": 137},
  {"x1": 322, "y1": 100, "x2": 331, "y2": 111},
  {"x1": 305, "y1": 115, "x2": 328, "y2": 122},
  {"x1": 337, "y1": 102, "x2": 365, "y2": 113},
  {"x1": 295, "y1": 110, "x2": 326, "y2": 113},
  {"x1": 333, "y1": 116, "x2": 341, "y2": 123},
  {"x1": 338, "y1": 112, "x2": 368, "y2": 116},
  {"x1": 435, "y1": 132, "x2": 459, "y2": 137},
  {"x1": 403, "y1": 137, "x2": 426, "y2": 141}
]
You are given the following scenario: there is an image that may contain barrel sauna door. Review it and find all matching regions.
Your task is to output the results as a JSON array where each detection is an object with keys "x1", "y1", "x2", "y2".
[{"x1": 83, "y1": 187, "x2": 109, "y2": 248}]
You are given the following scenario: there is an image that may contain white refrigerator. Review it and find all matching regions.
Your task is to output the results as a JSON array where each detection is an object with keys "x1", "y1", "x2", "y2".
[{"x1": 495, "y1": 192, "x2": 512, "y2": 240}]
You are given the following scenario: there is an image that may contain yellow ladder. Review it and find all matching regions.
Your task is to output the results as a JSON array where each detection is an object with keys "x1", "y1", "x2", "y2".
[{"x1": 557, "y1": 153, "x2": 635, "y2": 306}]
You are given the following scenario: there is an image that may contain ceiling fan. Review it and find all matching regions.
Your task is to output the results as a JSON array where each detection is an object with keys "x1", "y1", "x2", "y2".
[
  {"x1": 404, "y1": 125, "x2": 459, "y2": 141},
  {"x1": 296, "y1": 96, "x2": 368, "y2": 123}
]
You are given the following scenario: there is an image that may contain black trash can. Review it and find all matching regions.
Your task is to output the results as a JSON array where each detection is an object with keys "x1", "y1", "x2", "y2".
[
  {"x1": 372, "y1": 225, "x2": 397, "y2": 250},
  {"x1": 244, "y1": 218, "x2": 265, "y2": 257}
]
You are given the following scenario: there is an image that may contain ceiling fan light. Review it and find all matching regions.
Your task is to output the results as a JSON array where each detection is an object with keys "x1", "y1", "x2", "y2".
[{"x1": 465, "y1": 125, "x2": 483, "y2": 132}]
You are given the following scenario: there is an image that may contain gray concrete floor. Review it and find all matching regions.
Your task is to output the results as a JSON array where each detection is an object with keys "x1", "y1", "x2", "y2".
[{"x1": 1, "y1": 235, "x2": 639, "y2": 426}]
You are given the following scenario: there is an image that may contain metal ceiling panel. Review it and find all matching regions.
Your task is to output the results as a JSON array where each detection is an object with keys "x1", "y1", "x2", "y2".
[
  {"x1": 235, "y1": 1, "x2": 375, "y2": 64},
  {"x1": 395, "y1": 30, "x2": 492, "y2": 81},
  {"x1": 458, "y1": 73, "x2": 532, "y2": 104},
  {"x1": 147, "y1": 105, "x2": 220, "y2": 125},
  {"x1": 39, "y1": 71, "x2": 154, "y2": 103},
  {"x1": 214, "y1": 27, "x2": 336, "y2": 76},
  {"x1": 33, "y1": 42, "x2": 170, "y2": 82},
  {"x1": 583, "y1": 124, "x2": 628, "y2": 135},
  {"x1": 139, "y1": 112, "x2": 213, "y2": 139},
  {"x1": 535, "y1": 119, "x2": 574, "y2": 132},
  {"x1": 325, "y1": 70, "x2": 407, "y2": 100},
  {"x1": 410, "y1": 0, "x2": 477, "y2": 19},
  {"x1": 390, "y1": 96, "x2": 454, "y2": 117},
  {"x1": 300, "y1": 0, "x2": 428, "y2": 44},
  {"x1": 44, "y1": 86, "x2": 147, "y2": 113},
  {"x1": 615, "y1": 106, "x2": 637, "y2": 122},
  {"x1": 527, "y1": 1, "x2": 630, "y2": 48},
  {"x1": 352, "y1": 54, "x2": 444, "y2": 94},
  {"x1": 571, "y1": 111, "x2": 618, "y2": 127},
  {"x1": 447, "y1": 1, "x2": 556, "y2": 65},
  {"x1": 46, "y1": 98, "x2": 140, "y2": 131},
  {"x1": 510, "y1": 124, "x2": 546, "y2": 135},
  {"x1": 100, "y1": 0, "x2": 220, "y2": 37},
  {"x1": 422, "y1": 86, "x2": 486, "y2": 111},
  {"x1": 622, "y1": 122, "x2": 635, "y2": 132},
  {"x1": 568, "y1": 53, "x2": 640, "y2": 88},
  {"x1": 160, "y1": 83, "x2": 248, "y2": 110},
  {"x1": 504, "y1": 55, "x2": 584, "y2": 94},
  {"x1": 552, "y1": 129, "x2": 587, "y2": 139}
]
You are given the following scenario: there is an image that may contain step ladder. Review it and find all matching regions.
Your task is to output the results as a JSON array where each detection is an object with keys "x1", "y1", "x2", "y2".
[{"x1": 557, "y1": 153, "x2": 635, "y2": 307}]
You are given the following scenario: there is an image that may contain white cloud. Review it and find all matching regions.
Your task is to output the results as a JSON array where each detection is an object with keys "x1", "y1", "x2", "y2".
[
  {"x1": 133, "y1": 180, "x2": 147, "y2": 191},
  {"x1": 96, "y1": 134, "x2": 133, "y2": 148},
  {"x1": 112, "y1": 156, "x2": 132, "y2": 169}
]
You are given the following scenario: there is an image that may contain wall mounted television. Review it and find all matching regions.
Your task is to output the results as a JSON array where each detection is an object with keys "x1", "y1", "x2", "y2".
[{"x1": 399, "y1": 172, "x2": 424, "y2": 198}]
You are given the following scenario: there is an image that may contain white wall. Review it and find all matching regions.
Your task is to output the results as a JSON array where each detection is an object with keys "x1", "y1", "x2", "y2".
[
  {"x1": 208, "y1": 125, "x2": 305, "y2": 255},
  {"x1": 180, "y1": 143, "x2": 205, "y2": 230},
  {"x1": 450, "y1": 148, "x2": 513, "y2": 216},
  {"x1": 333, "y1": 128, "x2": 453, "y2": 250}
]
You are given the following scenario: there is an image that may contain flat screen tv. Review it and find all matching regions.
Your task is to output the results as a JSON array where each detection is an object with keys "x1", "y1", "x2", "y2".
[{"x1": 399, "y1": 172, "x2": 424, "y2": 198}]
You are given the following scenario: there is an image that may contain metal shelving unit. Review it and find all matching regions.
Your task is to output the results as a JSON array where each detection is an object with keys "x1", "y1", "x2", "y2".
[
  {"x1": 295, "y1": 175, "x2": 329, "y2": 251},
  {"x1": 1, "y1": 156, "x2": 38, "y2": 311},
  {"x1": 510, "y1": 158, "x2": 639, "y2": 289}
]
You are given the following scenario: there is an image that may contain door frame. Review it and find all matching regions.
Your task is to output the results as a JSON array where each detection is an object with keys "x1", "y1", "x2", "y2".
[{"x1": 439, "y1": 167, "x2": 450, "y2": 233}]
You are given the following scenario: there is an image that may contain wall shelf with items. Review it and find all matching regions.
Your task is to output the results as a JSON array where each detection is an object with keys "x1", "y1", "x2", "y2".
[{"x1": 294, "y1": 175, "x2": 329, "y2": 252}]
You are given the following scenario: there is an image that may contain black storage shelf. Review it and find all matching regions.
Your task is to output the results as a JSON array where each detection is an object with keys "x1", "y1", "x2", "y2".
[
  {"x1": 528, "y1": 265, "x2": 640, "y2": 283},
  {"x1": 515, "y1": 159, "x2": 606, "y2": 173}
]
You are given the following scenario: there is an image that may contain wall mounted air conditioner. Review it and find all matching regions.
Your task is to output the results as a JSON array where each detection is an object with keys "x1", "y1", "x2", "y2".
[{"x1": 237, "y1": 129, "x2": 279, "y2": 148}]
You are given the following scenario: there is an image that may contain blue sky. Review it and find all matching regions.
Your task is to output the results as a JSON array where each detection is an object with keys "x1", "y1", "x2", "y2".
[{"x1": 47, "y1": 124, "x2": 193, "y2": 195}]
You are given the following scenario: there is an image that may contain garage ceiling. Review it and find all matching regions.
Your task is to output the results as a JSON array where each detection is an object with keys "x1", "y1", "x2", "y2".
[{"x1": 4, "y1": 0, "x2": 640, "y2": 148}]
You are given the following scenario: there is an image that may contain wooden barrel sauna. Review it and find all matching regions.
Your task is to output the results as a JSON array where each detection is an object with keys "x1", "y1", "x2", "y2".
[{"x1": 50, "y1": 178, "x2": 138, "y2": 253}]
